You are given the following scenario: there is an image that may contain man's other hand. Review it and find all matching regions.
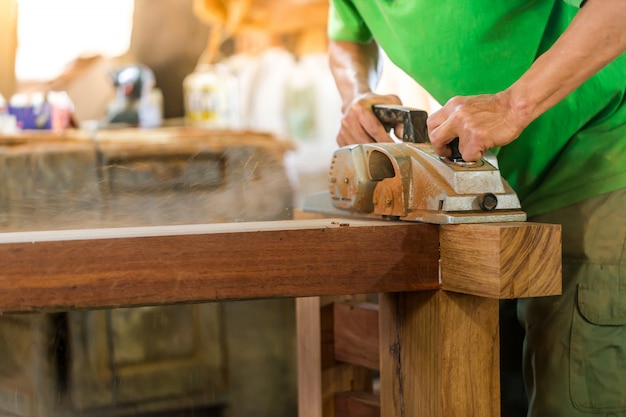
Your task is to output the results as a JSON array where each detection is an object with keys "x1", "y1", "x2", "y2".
[
  {"x1": 337, "y1": 93, "x2": 403, "y2": 147},
  {"x1": 427, "y1": 92, "x2": 526, "y2": 161}
]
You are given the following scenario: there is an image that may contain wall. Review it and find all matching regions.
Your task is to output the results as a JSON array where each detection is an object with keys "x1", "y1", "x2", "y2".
[
  {"x1": 0, "y1": 0, "x2": 18, "y2": 98},
  {"x1": 123, "y1": 0, "x2": 212, "y2": 118}
]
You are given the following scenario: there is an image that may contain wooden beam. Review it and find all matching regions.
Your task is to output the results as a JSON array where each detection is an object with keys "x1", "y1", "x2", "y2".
[
  {"x1": 334, "y1": 302, "x2": 379, "y2": 370},
  {"x1": 297, "y1": 297, "x2": 324, "y2": 417},
  {"x1": 0, "y1": 219, "x2": 440, "y2": 312},
  {"x1": 439, "y1": 222, "x2": 562, "y2": 298},
  {"x1": 297, "y1": 296, "x2": 373, "y2": 417},
  {"x1": 379, "y1": 291, "x2": 500, "y2": 417},
  {"x1": 0, "y1": 219, "x2": 562, "y2": 312}
]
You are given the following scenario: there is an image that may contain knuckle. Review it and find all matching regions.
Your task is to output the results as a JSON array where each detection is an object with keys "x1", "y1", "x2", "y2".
[
  {"x1": 387, "y1": 94, "x2": 402, "y2": 104},
  {"x1": 447, "y1": 96, "x2": 464, "y2": 107}
]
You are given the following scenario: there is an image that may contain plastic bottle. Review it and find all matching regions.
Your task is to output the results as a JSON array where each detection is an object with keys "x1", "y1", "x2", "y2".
[
  {"x1": 48, "y1": 91, "x2": 74, "y2": 132},
  {"x1": 0, "y1": 93, "x2": 19, "y2": 134},
  {"x1": 183, "y1": 63, "x2": 240, "y2": 129}
]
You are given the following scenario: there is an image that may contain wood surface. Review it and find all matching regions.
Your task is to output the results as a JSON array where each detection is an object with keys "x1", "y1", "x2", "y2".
[
  {"x1": 333, "y1": 302, "x2": 380, "y2": 370},
  {"x1": 379, "y1": 291, "x2": 500, "y2": 417},
  {"x1": 0, "y1": 219, "x2": 562, "y2": 312},
  {"x1": 439, "y1": 222, "x2": 562, "y2": 298},
  {"x1": 297, "y1": 296, "x2": 373, "y2": 417},
  {"x1": 0, "y1": 127, "x2": 291, "y2": 152},
  {"x1": 334, "y1": 392, "x2": 380, "y2": 417},
  {"x1": 0, "y1": 219, "x2": 439, "y2": 313},
  {"x1": 297, "y1": 297, "x2": 324, "y2": 417}
]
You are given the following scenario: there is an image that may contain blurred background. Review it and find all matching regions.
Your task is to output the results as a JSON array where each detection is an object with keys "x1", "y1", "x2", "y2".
[
  {"x1": 0, "y1": 1, "x2": 439, "y2": 416},
  {"x1": 1, "y1": 0, "x2": 439, "y2": 198}
]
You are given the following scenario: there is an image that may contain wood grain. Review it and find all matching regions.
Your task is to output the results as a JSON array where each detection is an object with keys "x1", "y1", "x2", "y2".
[
  {"x1": 0, "y1": 219, "x2": 440, "y2": 312},
  {"x1": 440, "y1": 222, "x2": 562, "y2": 298},
  {"x1": 0, "y1": 219, "x2": 563, "y2": 312},
  {"x1": 297, "y1": 296, "x2": 373, "y2": 417},
  {"x1": 335, "y1": 391, "x2": 380, "y2": 417},
  {"x1": 334, "y1": 302, "x2": 380, "y2": 370},
  {"x1": 297, "y1": 297, "x2": 323, "y2": 417},
  {"x1": 379, "y1": 291, "x2": 500, "y2": 417}
]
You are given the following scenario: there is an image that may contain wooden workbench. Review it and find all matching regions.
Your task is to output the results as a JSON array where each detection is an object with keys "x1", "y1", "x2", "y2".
[
  {"x1": 0, "y1": 217, "x2": 561, "y2": 417},
  {"x1": 0, "y1": 127, "x2": 298, "y2": 417}
]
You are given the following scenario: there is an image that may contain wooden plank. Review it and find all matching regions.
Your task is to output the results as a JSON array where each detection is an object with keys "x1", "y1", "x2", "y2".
[
  {"x1": 335, "y1": 392, "x2": 380, "y2": 417},
  {"x1": 334, "y1": 302, "x2": 379, "y2": 370},
  {"x1": 0, "y1": 220, "x2": 562, "y2": 312},
  {"x1": 0, "y1": 219, "x2": 440, "y2": 312},
  {"x1": 379, "y1": 290, "x2": 500, "y2": 417},
  {"x1": 297, "y1": 296, "x2": 373, "y2": 417},
  {"x1": 439, "y1": 222, "x2": 562, "y2": 298},
  {"x1": 297, "y1": 297, "x2": 324, "y2": 417}
]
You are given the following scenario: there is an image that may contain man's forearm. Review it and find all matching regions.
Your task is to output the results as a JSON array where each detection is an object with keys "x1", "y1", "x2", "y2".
[
  {"x1": 329, "y1": 40, "x2": 381, "y2": 112},
  {"x1": 506, "y1": 0, "x2": 626, "y2": 127},
  {"x1": 328, "y1": 40, "x2": 404, "y2": 145}
]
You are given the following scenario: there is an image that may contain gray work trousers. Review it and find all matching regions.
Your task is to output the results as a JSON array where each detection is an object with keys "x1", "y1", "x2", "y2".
[{"x1": 501, "y1": 188, "x2": 626, "y2": 417}]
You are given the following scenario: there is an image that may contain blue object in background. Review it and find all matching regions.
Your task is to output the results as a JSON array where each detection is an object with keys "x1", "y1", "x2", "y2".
[
  {"x1": 8, "y1": 101, "x2": 52, "y2": 130},
  {"x1": 7, "y1": 92, "x2": 73, "y2": 131}
]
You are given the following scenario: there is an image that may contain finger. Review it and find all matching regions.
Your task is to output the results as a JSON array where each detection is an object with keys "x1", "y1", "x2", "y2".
[
  {"x1": 339, "y1": 93, "x2": 404, "y2": 145},
  {"x1": 426, "y1": 108, "x2": 449, "y2": 132},
  {"x1": 457, "y1": 141, "x2": 486, "y2": 162},
  {"x1": 337, "y1": 118, "x2": 375, "y2": 146},
  {"x1": 337, "y1": 129, "x2": 367, "y2": 147},
  {"x1": 426, "y1": 97, "x2": 460, "y2": 131},
  {"x1": 381, "y1": 94, "x2": 403, "y2": 107},
  {"x1": 355, "y1": 93, "x2": 402, "y2": 142},
  {"x1": 429, "y1": 121, "x2": 457, "y2": 157},
  {"x1": 358, "y1": 106, "x2": 393, "y2": 143},
  {"x1": 393, "y1": 123, "x2": 404, "y2": 141}
]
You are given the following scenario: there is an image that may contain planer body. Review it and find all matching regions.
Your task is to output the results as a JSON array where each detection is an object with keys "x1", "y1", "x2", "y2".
[{"x1": 304, "y1": 105, "x2": 526, "y2": 224}]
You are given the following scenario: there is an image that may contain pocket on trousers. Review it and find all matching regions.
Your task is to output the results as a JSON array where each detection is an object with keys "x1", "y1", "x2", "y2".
[{"x1": 570, "y1": 284, "x2": 626, "y2": 412}]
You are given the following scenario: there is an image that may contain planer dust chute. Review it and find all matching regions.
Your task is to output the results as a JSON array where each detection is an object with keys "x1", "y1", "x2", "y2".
[{"x1": 304, "y1": 105, "x2": 527, "y2": 224}]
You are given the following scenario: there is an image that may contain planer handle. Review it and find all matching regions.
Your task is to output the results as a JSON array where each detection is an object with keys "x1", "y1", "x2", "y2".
[
  {"x1": 372, "y1": 104, "x2": 465, "y2": 161},
  {"x1": 372, "y1": 104, "x2": 429, "y2": 143},
  {"x1": 449, "y1": 138, "x2": 464, "y2": 162}
]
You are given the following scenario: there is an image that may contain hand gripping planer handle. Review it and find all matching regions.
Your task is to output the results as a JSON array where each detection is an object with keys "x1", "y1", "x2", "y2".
[{"x1": 372, "y1": 104, "x2": 464, "y2": 161}]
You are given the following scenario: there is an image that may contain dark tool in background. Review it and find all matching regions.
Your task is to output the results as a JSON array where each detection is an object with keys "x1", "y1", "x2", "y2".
[{"x1": 106, "y1": 64, "x2": 161, "y2": 128}]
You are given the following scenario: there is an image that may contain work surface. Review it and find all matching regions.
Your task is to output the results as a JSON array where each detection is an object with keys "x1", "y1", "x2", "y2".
[{"x1": 0, "y1": 218, "x2": 562, "y2": 313}]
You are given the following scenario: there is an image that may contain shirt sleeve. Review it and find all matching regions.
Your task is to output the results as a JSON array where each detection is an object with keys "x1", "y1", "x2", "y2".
[
  {"x1": 327, "y1": 0, "x2": 373, "y2": 43},
  {"x1": 562, "y1": 0, "x2": 586, "y2": 8}
]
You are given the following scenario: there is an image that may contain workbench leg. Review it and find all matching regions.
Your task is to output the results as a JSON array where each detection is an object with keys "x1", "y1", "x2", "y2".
[
  {"x1": 297, "y1": 296, "x2": 373, "y2": 417},
  {"x1": 379, "y1": 291, "x2": 500, "y2": 417}
]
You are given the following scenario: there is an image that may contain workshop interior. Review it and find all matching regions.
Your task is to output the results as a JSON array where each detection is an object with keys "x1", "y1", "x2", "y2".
[{"x1": 0, "y1": 1, "x2": 549, "y2": 417}]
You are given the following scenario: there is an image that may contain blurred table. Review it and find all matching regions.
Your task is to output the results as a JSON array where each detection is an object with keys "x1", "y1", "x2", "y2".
[{"x1": 0, "y1": 127, "x2": 297, "y2": 417}]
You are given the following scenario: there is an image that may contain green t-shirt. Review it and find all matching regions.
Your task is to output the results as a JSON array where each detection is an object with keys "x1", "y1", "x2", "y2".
[{"x1": 328, "y1": 0, "x2": 626, "y2": 216}]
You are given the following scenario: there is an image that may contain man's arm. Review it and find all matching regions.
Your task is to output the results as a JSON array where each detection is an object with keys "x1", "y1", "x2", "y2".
[
  {"x1": 428, "y1": 0, "x2": 626, "y2": 161},
  {"x1": 329, "y1": 40, "x2": 403, "y2": 146},
  {"x1": 329, "y1": 40, "x2": 381, "y2": 112}
]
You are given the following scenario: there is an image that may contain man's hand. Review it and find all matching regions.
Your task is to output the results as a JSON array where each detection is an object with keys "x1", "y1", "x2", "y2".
[
  {"x1": 329, "y1": 40, "x2": 406, "y2": 146},
  {"x1": 427, "y1": 92, "x2": 528, "y2": 161},
  {"x1": 427, "y1": 0, "x2": 625, "y2": 162},
  {"x1": 337, "y1": 93, "x2": 403, "y2": 147}
]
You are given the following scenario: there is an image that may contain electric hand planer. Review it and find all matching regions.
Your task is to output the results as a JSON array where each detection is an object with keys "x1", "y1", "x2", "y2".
[{"x1": 304, "y1": 105, "x2": 526, "y2": 224}]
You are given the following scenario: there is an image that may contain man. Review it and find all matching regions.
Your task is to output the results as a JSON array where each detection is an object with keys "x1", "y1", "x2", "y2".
[{"x1": 327, "y1": 0, "x2": 626, "y2": 416}]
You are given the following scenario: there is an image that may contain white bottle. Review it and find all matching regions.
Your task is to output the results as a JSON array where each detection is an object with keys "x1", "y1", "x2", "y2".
[
  {"x1": 0, "y1": 93, "x2": 19, "y2": 134},
  {"x1": 183, "y1": 63, "x2": 240, "y2": 129}
]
